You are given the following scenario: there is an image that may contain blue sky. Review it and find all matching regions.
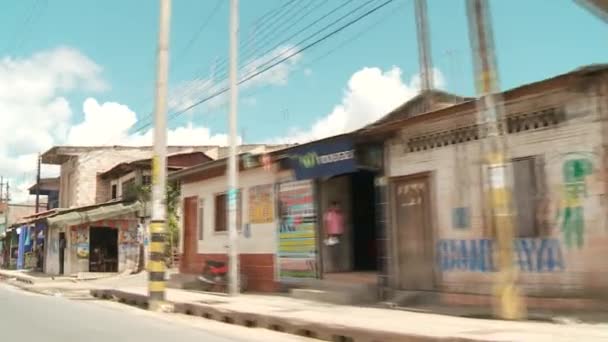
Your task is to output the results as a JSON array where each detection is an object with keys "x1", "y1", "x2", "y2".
[{"x1": 0, "y1": 0, "x2": 606, "y2": 199}]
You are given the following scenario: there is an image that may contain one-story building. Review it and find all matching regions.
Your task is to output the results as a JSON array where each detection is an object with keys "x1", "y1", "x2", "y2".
[
  {"x1": 43, "y1": 201, "x2": 142, "y2": 276},
  {"x1": 360, "y1": 64, "x2": 608, "y2": 310}
]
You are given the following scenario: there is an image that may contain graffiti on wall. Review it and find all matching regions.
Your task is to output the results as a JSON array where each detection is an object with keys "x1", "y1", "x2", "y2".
[
  {"x1": 557, "y1": 154, "x2": 594, "y2": 249},
  {"x1": 452, "y1": 207, "x2": 470, "y2": 229},
  {"x1": 438, "y1": 238, "x2": 565, "y2": 273}
]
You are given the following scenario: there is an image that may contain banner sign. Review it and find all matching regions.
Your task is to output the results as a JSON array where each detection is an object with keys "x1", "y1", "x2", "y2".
[
  {"x1": 249, "y1": 184, "x2": 274, "y2": 224},
  {"x1": 277, "y1": 180, "x2": 318, "y2": 281},
  {"x1": 289, "y1": 138, "x2": 356, "y2": 180}
]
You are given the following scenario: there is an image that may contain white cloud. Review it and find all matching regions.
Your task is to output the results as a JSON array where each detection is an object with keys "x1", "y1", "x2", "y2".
[
  {"x1": 273, "y1": 66, "x2": 445, "y2": 143},
  {"x1": 66, "y1": 98, "x2": 138, "y2": 146},
  {"x1": 124, "y1": 123, "x2": 239, "y2": 147},
  {"x1": 168, "y1": 45, "x2": 302, "y2": 114},
  {"x1": 0, "y1": 47, "x2": 106, "y2": 203}
]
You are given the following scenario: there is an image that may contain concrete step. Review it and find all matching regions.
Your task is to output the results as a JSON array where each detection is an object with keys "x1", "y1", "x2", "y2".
[
  {"x1": 290, "y1": 283, "x2": 378, "y2": 305},
  {"x1": 382, "y1": 290, "x2": 440, "y2": 307}
]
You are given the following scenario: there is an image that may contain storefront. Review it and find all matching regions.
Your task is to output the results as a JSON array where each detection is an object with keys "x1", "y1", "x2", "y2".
[
  {"x1": 45, "y1": 201, "x2": 142, "y2": 276},
  {"x1": 279, "y1": 135, "x2": 385, "y2": 291}
]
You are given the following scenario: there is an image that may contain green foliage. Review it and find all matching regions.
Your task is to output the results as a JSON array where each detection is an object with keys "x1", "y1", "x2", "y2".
[{"x1": 131, "y1": 181, "x2": 181, "y2": 263}]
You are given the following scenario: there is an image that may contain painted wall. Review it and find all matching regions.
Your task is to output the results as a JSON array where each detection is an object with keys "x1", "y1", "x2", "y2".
[
  {"x1": 181, "y1": 167, "x2": 283, "y2": 255},
  {"x1": 179, "y1": 167, "x2": 288, "y2": 291},
  {"x1": 386, "y1": 87, "x2": 608, "y2": 298}
]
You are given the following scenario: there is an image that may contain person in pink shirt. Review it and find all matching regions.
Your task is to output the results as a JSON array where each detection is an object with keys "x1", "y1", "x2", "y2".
[{"x1": 324, "y1": 201, "x2": 344, "y2": 246}]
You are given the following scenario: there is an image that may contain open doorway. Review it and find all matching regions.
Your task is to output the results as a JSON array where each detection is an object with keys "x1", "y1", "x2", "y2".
[
  {"x1": 89, "y1": 227, "x2": 118, "y2": 272},
  {"x1": 351, "y1": 170, "x2": 377, "y2": 271},
  {"x1": 320, "y1": 170, "x2": 378, "y2": 281}
]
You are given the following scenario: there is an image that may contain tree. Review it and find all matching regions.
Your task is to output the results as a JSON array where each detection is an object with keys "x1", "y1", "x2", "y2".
[{"x1": 128, "y1": 181, "x2": 181, "y2": 267}]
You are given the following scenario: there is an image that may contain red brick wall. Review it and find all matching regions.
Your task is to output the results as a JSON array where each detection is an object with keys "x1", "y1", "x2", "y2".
[{"x1": 179, "y1": 253, "x2": 276, "y2": 292}]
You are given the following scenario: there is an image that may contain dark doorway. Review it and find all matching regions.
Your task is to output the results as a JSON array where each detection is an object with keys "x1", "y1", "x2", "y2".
[
  {"x1": 351, "y1": 170, "x2": 377, "y2": 271},
  {"x1": 89, "y1": 227, "x2": 118, "y2": 272},
  {"x1": 59, "y1": 232, "x2": 66, "y2": 275}
]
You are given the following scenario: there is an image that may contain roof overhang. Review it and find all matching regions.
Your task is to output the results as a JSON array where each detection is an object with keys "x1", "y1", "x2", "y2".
[{"x1": 46, "y1": 201, "x2": 142, "y2": 228}]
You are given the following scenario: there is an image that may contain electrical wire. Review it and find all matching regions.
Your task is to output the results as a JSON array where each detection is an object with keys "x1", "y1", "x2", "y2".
[{"x1": 161, "y1": 0, "x2": 396, "y2": 126}]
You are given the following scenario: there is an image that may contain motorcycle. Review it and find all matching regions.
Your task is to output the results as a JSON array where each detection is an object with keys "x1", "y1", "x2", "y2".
[{"x1": 197, "y1": 259, "x2": 248, "y2": 293}]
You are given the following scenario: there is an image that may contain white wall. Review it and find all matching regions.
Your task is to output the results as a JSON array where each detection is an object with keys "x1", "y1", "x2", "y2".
[{"x1": 181, "y1": 167, "x2": 288, "y2": 255}]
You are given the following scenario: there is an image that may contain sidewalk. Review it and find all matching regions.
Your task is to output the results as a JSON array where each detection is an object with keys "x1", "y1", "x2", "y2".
[{"x1": 91, "y1": 286, "x2": 608, "y2": 342}]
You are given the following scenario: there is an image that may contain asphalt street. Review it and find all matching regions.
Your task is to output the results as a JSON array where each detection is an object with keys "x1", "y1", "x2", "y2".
[{"x1": 0, "y1": 282, "x2": 315, "y2": 342}]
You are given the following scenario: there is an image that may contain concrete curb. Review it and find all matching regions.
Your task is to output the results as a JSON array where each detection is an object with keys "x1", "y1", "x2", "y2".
[
  {"x1": 0, "y1": 270, "x2": 37, "y2": 285},
  {"x1": 91, "y1": 289, "x2": 487, "y2": 342}
]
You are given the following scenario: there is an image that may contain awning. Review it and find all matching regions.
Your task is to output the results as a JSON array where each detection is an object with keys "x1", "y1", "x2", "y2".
[{"x1": 47, "y1": 201, "x2": 142, "y2": 228}]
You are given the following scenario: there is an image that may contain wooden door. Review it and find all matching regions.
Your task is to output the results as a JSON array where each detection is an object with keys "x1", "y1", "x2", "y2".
[
  {"x1": 393, "y1": 175, "x2": 434, "y2": 290},
  {"x1": 181, "y1": 196, "x2": 198, "y2": 272}
]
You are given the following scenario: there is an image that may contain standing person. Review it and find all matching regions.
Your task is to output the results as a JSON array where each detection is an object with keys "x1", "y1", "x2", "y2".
[{"x1": 323, "y1": 201, "x2": 344, "y2": 246}]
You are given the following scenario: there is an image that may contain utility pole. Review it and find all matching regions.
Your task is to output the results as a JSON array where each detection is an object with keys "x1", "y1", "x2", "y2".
[
  {"x1": 227, "y1": 0, "x2": 240, "y2": 296},
  {"x1": 414, "y1": 0, "x2": 433, "y2": 92},
  {"x1": 35, "y1": 154, "x2": 41, "y2": 213},
  {"x1": 149, "y1": 0, "x2": 171, "y2": 312},
  {"x1": 466, "y1": 0, "x2": 525, "y2": 320}
]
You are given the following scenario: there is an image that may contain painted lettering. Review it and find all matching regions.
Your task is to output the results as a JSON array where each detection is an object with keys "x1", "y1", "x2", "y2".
[{"x1": 438, "y1": 238, "x2": 564, "y2": 273}]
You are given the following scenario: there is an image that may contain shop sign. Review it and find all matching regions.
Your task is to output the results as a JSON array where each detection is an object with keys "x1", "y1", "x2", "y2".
[
  {"x1": 277, "y1": 180, "x2": 318, "y2": 281},
  {"x1": 249, "y1": 184, "x2": 274, "y2": 224},
  {"x1": 289, "y1": 138, "x2": 356, "y2": 180}
]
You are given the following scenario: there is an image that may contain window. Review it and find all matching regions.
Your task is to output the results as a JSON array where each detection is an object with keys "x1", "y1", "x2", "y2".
[
  {"x1": 214, "y1": 191, "x2": 242, "y2": 232},
  {"x1": 111, "y1": 184, "x2": 117, "y2": 200},
  {"x1": 198, "y1": 199, "x2": 204, "y2": 240},
  {"x1": 512, "y1": 156, "x2": 544, "y2": 237},
  {"x1": 142, "y1": 175, "x2": 152, "y2": 186},
  {"x1": 121, "y1": 178, "x2": 135, "y2": 199}
]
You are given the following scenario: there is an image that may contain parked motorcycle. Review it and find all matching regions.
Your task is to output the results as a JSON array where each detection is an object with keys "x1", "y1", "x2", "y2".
[{"x1": 197, "y1": 259, "x2": 248, "y2": 293}]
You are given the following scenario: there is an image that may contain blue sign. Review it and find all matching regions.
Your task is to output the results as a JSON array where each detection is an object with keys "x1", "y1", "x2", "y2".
[{"x1": 289, "y1": 138, "x2": 357, "y2": 180}]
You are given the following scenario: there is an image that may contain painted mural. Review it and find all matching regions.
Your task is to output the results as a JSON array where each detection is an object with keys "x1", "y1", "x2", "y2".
[
  {"x1": 438, "y1": 238, "x2": 565, "y2": 273},
  {"x1": 277, "y1": 180, "x2": 318, "y2": 280},
  {"x1": 556, "y1": 154, "x2": 594, "y2": 249}
]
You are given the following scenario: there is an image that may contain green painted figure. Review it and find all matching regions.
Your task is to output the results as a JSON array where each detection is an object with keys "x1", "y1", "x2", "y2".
[{"x1": 559, "y1": 158, "x2": 593, "y2": 248}]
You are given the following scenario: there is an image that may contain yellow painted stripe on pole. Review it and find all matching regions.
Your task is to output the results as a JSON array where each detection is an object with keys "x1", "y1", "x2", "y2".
[
  {"x1": 150, "y1": 241, "x2": 165, "y2": 253},
  {"x1": 147, "y1": 260, "x2": 165, "y2": 273},
  {"x1": 152, "y1": 155, "x2": 160, "y2": 185},
  {"x1": 150, "y1": 222, "x2": 164, "y2": 233},
  {"x1": 148, "y1": 281, "x2": 166, "y2": 292}
]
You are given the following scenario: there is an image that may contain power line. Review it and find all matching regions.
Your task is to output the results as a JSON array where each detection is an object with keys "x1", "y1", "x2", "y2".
[
  {"x1": 162, "y1": 0, "x2": 396, "y2": 125},
  {"x1": 166, "y1": 0, "x2": 370, "y2": 125},
  {"x1": 174, "y1": 0, "x2": 329, "y2": 115},
  {"x1": 171, "y1": 0, "x2": 224, "y2": 70},
  {"x1": 210, "y1": 0, "x2": 406, "y2": 127},
  {"x1": 121, "y1": 0, "x2": 312, "y2": 138},
  {"x1": 126, "y1": 0, "x2": 356, "y2": 136}
]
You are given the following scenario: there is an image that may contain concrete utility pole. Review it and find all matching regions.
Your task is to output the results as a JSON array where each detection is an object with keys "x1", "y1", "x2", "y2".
[
  {"x1": 574, "y1": 0, "x2": 608, "y2": 22},
  {"x1": 466, "y1": 0, "x2": 525, "y2": 320},
  {"x1": 149, "y1": 0, "x2": 171, "y2": 312},
  {"x1": 227, "y1": 0, "x2": 240, "y2": 296},
  {"x1": 414, "y1": 0, "x2": 433, "y2": 92},
  {"x1": 35, "y1": 154, "x2": 41, "y2": 213}
]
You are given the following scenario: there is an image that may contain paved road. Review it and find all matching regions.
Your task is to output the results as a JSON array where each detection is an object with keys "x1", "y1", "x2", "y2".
[{"x1": 0, "y1": 283, "x2": 314, "y2": 342}]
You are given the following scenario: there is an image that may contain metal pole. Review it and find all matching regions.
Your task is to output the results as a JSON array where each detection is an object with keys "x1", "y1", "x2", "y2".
[
  {"x1": 466, "y1": 0, "x2": 525, "y2": 320},
  {"x1": 149, "y1": 0, "x2": 171, "y2": 312},
  {"x1": 414, "y1": 0, "x2": 433, "y2": 92},
  {"x1": 227, "y1": 0, "x2": 240, "y2": 296},
  {"x1": 35, "y1": 154, "x2": 41, "y2": 213}
]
